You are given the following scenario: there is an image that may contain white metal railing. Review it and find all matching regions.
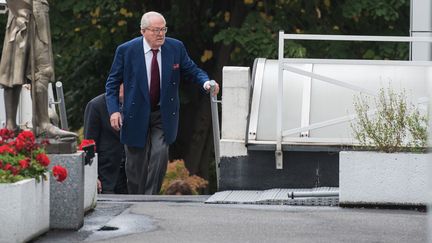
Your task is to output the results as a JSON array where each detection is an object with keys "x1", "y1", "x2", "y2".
[
  {"x1": 282, "y1": 34, "x2": 432, "y2": 42},
  {"x1": 275, "y1": 32, "x2": 432, "y2": 169}
]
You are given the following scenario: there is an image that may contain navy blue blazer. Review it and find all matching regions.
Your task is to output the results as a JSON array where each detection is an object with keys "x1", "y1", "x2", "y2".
[{"x1": 105, "y1": 37, "x2": 209, "y2": 147}]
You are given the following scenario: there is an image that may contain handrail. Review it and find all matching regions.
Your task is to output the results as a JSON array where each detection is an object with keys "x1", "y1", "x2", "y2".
[
  {"x1": 281, "y1": 34, "x2": 432, "y2": 43},
  {"x1": 209, "y1": 80, "x2": 221, "y2": 190},
  {"x1": 275, "y1": 32, "x2": 432, "y2": 169}
]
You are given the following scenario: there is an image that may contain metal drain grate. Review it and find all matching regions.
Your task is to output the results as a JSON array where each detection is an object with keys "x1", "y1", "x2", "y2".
[{"x1": 205, "y1": 187, "x2": 339, "y2": 206}]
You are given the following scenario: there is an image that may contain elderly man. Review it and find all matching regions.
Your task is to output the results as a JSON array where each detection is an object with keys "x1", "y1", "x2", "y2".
[{"x1": 105, "y1": 11, "x2": 219, "y2": 194}]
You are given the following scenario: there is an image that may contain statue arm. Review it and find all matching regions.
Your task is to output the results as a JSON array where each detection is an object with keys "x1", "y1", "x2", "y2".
[{"x1": 6, "y1": 0, "x2": 32, "y2": 44}]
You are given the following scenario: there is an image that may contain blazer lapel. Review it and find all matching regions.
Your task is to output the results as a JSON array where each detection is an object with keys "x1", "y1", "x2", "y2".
[
  {"x1": 134, "y1": 37, "x2": 149, "y2": 104},
  {"x1": 161, "y1": 44, "x2": 173, "y2": 102}
]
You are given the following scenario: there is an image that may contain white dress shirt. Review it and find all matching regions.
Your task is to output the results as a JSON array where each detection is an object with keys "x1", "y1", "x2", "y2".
[{"x1": 143, "y1": 37, "x2": 162, "y2": 89}]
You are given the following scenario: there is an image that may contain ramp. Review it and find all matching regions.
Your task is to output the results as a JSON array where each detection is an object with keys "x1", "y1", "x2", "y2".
[{"x1": 206, "y1": 187, "x2": 339, "y2": 206}]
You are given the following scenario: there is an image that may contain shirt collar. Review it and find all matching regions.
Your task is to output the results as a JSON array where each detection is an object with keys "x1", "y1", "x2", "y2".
[{"x1": 143, "y1": 37, "x2": 161, "y2": 54}]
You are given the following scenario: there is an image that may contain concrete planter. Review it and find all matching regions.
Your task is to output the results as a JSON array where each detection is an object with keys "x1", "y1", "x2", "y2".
[
  {"x1": 0, "y1": 176, "x2": 50, "y2": 243},
  {"x1": 84, "y1": 154, "x2": 98, "y2": 212},
  {"x1": 340, "y1": 151, "x2": 429, "y2": 206}
]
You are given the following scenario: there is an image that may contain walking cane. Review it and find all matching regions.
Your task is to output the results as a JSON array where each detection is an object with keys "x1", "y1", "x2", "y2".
[{"x1": 209, "y1": 80, "x2": 221, "y2": 190}]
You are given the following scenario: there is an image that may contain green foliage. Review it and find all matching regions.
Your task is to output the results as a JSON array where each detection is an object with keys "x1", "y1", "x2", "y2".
[
  {"x1": 342, "y1": 0, "x2": 409, "y2": 21},
  {"x1": 351, "y1": 87, "x2": 428, "y2": 153},
  {"x1": 216, "y1": 12, "x2": 283, "y2": 63},
  {"x1": 214, "y1": 0, "x2": 409, "y2": 61},
  {"x1": 49, "y1": 0, "x2": 142, "y2": 129}
]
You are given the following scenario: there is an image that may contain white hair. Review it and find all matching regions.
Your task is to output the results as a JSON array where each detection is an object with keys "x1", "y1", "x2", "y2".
[{"x1": 140, "y1": 11, "x2": 166, "y2": 29}]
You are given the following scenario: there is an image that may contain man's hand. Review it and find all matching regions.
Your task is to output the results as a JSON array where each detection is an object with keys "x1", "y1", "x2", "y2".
[
  {"x1": 97, "y1": 179, "x2": 102, "y2": 193},
  {"x1": 204, "y1": 81, "x2": 220, "y2": 96},
  {"x1": 110, "y1": 112, "x2": 122, "y2": 131}
]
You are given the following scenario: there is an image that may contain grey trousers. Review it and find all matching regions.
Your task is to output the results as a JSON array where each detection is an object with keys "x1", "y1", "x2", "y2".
[{"x1": 125, "y1": 110, "x2": 169, "y2": 195}]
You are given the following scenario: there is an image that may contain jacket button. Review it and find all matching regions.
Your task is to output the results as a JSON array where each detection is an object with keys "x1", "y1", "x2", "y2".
[
  {"x1": 132, "y1": 102, "x2": 135, "y2": 105},
  {"x1": 129, "y1": 115, "x2": 133, "y2": 118},
  {"x1": 172, "y1": 112, "x2": 176, "y2": 116},
  {"x1": 172, "y1": 82, "x2": 176, "y2": 85},
  {"x1": 170, "y1": 98, "x2": 174, "y2": 101}
]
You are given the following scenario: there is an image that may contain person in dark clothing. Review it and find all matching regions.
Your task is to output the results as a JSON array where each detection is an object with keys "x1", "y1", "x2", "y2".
[{"x1": 84, "y1": 84, "x2": 127, "y2": 194}]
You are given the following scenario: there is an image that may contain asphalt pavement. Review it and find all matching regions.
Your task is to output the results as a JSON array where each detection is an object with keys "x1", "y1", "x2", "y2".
[{"x1": 34, "y1": 194, "x2": 428, "y2": 243}]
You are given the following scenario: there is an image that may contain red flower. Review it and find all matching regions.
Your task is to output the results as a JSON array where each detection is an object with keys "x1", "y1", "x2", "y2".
[
  {"x1": 36, "y1": 153, "x2": 50, "y2": 167},
  {"x1": 79, "y1": 139, "x2": 96, "y2": 150},
  {"x1": 11, "y1": 166, "x2": 19, "y2": 175},
  {"x1": 52, "y1": 165, "x2": 68, "y2": 182},
  {"x1": 15, "y1": 130, "x2": 37, "y2": 152},
  {"x1": 0, "y1": 144, "x2": 15, "y2": 154},
  {"x1": 3, "y1": 163, "x2": 12, "y2": 171},
  {"x1": 11, "y1": 140, "x2": 23, "y2": 151},
  {"x1": 16, "y1": 130, "x2": 35, "y2": 143},
  {"x1": 19, "y1": 159, "x2": 29, "y2": 169},
  {"x1": 0, "y1": 128, "x2": 14, "y2": 141}
]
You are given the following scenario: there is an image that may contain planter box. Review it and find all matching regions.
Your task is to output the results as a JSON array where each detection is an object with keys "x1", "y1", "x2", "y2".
[
  {"x1": 340, "y1": 151, "x2": 429, "y2": 206},
  {"x1": 84, "y1": 154, "x2": 98, "y2": 212},
  {"x1": 0, "y1": 177, "x2": 50, "y2": 243}
]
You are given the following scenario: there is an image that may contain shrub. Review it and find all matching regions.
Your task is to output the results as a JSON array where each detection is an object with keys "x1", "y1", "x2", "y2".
[
  {"x1": 351, "y1": 87, "x2": 428, "y2": 153},
  {"x1": 161, "y1": 159, "x2": 208, "y2": 195}
]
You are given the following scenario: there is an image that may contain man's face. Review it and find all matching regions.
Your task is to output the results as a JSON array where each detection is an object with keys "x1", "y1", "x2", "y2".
[{"x1": 141, "y1": 16, "x2": 166, "y2": 49}]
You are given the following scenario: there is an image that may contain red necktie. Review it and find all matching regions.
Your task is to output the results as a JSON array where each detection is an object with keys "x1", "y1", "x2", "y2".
[{"x1": 150, "y1": 49, "x2": 160, "y2": 110}]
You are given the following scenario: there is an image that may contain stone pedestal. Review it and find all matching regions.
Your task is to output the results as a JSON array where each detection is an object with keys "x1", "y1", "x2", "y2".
[
  {"x1": 44, "y1": 139, "x2": 77, "y2": 154},
  {"x1": 48, "y1": 152, "x2": 84, "y2": 230}
]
